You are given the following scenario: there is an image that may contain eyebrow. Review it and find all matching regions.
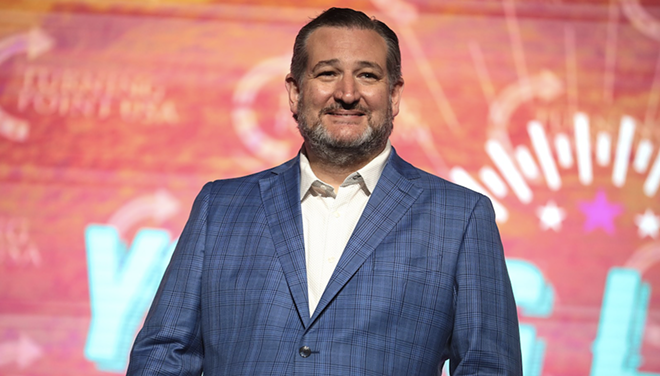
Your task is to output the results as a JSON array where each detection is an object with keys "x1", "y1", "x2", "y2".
[
  {"x1": 312, "y1": 59, "x2": 340, "y2": 71},
  {"x1": 311, "y1": 59, "x2": 384, "y2": 72}
]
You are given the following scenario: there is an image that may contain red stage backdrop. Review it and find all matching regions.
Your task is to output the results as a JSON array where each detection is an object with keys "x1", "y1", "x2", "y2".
[{"x1": 1, "y1": 0, "x2": 659, "y2": 375}]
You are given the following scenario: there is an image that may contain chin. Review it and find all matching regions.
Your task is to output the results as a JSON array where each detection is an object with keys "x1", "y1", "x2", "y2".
[{"x1": 329, "y1": 132, "x2": 369, "y2": 144}]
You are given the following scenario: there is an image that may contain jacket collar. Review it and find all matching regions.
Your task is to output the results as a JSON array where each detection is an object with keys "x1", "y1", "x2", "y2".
[{"x1": 260, "y1": 147, "x2": 423, "y2": 327}]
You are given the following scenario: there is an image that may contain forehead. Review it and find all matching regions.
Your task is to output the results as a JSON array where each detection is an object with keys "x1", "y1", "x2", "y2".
[{"x1": 304, "y1": 26, "x2": 388, "y2": 69}]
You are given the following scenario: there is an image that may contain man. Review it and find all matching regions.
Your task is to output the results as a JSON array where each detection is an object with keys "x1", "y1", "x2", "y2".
[{"x1": 127, "y1": 7, "x2": 522, "y2": 376}]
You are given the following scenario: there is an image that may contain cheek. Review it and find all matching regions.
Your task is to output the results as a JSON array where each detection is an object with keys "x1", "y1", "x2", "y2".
[
  {"x1": 365, "y1": 92, "x2": 391, "y2": 112},
  {"x1": 302, "y1": 84, "x2": 334, "y2": 106}
]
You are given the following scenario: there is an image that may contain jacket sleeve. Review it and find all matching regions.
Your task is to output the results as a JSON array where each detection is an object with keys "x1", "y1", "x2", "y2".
[
  {"x1": 126, "y1": 183, "x2": 212, "y2": 376},
  {"x1": 448, "y1": 194, "x2": 523, "y2": 376}
]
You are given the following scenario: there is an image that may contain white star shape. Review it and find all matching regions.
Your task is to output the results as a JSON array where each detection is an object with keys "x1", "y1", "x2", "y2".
[
  {"x1": 635, "y1": 209, "x2": 660, "y2": 239},
  {"x1": 536, "y1": 201, "x2": 566, "y2": 231}
]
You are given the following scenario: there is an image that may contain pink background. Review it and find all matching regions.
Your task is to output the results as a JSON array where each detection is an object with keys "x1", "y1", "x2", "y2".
[{"x1": 0, "y1": 0, "x2": 659, "y2": 375}]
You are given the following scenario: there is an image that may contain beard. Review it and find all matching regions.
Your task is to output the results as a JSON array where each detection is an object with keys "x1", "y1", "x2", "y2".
[{"x1": 296, "y1": 97, "x2": 393, "y2": 168}]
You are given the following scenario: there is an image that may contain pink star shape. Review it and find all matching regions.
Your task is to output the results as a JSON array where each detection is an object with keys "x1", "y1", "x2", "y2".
[{"x1": 578, "y1": 190, "x2": 623, "y2": 234}]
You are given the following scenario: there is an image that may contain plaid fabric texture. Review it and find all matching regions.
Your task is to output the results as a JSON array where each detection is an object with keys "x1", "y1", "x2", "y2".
[{"x1": 126, "y1": 149, "x2": 522, "y2": 376}]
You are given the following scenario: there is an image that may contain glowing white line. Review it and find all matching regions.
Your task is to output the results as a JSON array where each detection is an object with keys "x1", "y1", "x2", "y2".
[
  {"x1": 554, "y1": 133, "x2": 573, "y2": 168},
  {"x1": 527, "y1": 121, "x2": 561, "y2": 191},
  {"x1": 644, "y1": 53, "x2": 660, "y2": 127},
  {"x1": 633, "y1": 139, "x2": 654, "y2": 173},
  {"x1": 596, "y1": 131, "x2": 612, "y2": 166},
  {"x1": 479, "y1": 166, "x2": 508, "y2": 198},
  {"x1": 574, "y1": 113, "x2": 592, "y2": 185},
  {"x1": 398, "y1": 25, "x2": 460, "y2": 132},
  {"x1": 486, "y1": 140, "x2": 532, "y2": 203},
  {"x1": 413, "y1": 127, "x2": 449, "y2": 177},
  {"x1": 604, "y1": 1, "x2": 619, "y2": 105},
  {"x1": 515, "y1": 145, "x2": 539, "y2": 179},
  {"x1": 449, "y1": 167, "x2": 509, "y2": 222},
  {"x1": 565, "y1": 25, "x2": 578, "y2": 115},
  {"x1": 469, "y1": 42, "x2": 496, "y2": 103},
  {"x1": 612, "y1": 116, "x2": 636, "y2": 187},
  {"x1": 503, "y1": 0, "x2": 530, "y2": 85},
  {"x1": 644, "y1": 151, "x2": 660, "y2": 197}
]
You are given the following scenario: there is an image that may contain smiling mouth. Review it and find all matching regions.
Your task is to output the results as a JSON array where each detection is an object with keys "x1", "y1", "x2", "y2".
[
  {"x1": 322, "y1": 104, "x2": 369, "y2": 118},
  {"x1": 328, "y1": 113, "x2": 364, "y2": 117},
  {"x1": 324, "y1": 109, "x2": 366, "y2": 117}
]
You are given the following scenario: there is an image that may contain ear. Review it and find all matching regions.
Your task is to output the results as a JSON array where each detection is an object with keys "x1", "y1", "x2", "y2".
[
  {"x1": 285, "y1": 74, "x2": 301, "y2": 115},
  {"x1": 390, "y1": 78, "x2": 404, "y2": 118}
]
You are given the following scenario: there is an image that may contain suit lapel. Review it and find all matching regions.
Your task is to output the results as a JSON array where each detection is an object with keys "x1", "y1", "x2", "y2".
[
  {"x1": 259, "y1": 157, "x2": 311, "y2": 325},
  {"x1": 310, "y1": 151, "x2": 423, "y2": 323}
]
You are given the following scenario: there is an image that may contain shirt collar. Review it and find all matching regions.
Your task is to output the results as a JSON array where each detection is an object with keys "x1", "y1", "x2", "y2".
[{"x1": 299, "y1": 140, "x2": 392, "y2": 200}]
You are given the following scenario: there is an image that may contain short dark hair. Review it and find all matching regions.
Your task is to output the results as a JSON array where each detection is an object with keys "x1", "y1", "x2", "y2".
[{"x1": 290, "y1": 7, "x2": 402, "y2": 88}]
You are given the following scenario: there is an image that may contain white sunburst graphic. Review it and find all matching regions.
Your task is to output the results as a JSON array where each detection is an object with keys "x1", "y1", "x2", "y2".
[{"x1": 449, "y1": 113, "x2": 660, "y2": 234}]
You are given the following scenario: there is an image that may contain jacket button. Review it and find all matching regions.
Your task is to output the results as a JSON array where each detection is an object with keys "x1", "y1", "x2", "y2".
[{"x1": 299, "y1": 346, "x2": 312, "y2": 358}]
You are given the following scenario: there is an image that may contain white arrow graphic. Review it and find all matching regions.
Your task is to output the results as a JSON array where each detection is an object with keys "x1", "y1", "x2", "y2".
[
  {"x1": 620, "y1": 0, "x2": 660, "y2": 42},
  {"x1": 232, "y1": 55, "x2": 296, "y2": 162},
  {"x1": 0, "y1": 334, "x2": 43, "y2": 369},
  {"x1": 0, "y1": 28, "x2": 54, "y2": 142},
  {"x1": 107, "y1": 189, "x2": 180, "y2": 237},
  {"x1": 489, "y1": 70, "x2": 563, "y2": 152}
]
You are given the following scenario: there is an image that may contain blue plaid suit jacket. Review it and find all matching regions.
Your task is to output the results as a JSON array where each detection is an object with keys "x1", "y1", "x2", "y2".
[{"x1": 127, "y1": 149, "x2": 522, "y2": 375}]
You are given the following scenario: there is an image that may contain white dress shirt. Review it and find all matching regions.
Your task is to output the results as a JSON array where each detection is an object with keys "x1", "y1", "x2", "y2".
[{"x1": 299, "y1": 141, "x2": 392, "y2": 315}]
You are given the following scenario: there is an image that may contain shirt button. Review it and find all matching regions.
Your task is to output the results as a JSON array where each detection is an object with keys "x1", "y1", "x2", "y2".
[
  {"x1": 327, "y1": 257, "x2": 336, "y2": 263},
  {"x1": 334, "y1": 211, "x2": 340, "y2": 218},
  {"x1": 299, "y1": 346, "x2": 312, "y2": 358}
]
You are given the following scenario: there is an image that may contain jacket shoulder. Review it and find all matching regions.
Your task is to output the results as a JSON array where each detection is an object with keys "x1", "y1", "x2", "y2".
[
  {"x1": 201, "y1": 156, "x2": 298, "y2": 197},
  {"x1": 389, "y1": 153, "x2": 495, "y2": 221},
  {"x1": 391, "y1": 152, "x2": 485, "y2": 203}
]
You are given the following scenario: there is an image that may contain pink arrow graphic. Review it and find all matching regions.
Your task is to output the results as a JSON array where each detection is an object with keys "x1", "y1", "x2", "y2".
[
  {"x1": 107, "y1": 189, "x2": 180, "y2": 238},
  {"x1": 0, "y1": 334, "x2": 43, "y2": 369},
  {"x1": 0, "y1": 28, "x2": 54, "y2": 142}
]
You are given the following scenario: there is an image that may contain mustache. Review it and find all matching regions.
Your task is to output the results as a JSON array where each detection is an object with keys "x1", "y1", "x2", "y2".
[{"x1": 320, "y1": 103, "x2": 371, "y2": 115}]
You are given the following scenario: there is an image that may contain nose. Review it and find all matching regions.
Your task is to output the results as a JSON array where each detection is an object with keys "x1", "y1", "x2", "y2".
[{"x1": 333, "y1": 75, "x2": 360, "y2": 105}]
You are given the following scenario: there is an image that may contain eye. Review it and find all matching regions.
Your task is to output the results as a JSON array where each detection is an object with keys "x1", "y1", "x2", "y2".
[
  {"x1": 359, "y1": 72, "x2": 379, "y2": 80},
  {"x1": 317, "y1": 71, "x2": 336, "y2": 77}
]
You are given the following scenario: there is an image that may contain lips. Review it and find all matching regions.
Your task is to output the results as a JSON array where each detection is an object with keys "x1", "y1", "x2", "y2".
[
  {"x1": 323, "y1": 106, "x2": 368, "y2": 117},
  {"x1": 327, "y1": 111, "x2": 364, "y2": 116}
]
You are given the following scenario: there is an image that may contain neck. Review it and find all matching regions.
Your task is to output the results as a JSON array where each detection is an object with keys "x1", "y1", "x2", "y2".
[{"x1": 303, "y1": 143, "x2": 384, "y2": 191}]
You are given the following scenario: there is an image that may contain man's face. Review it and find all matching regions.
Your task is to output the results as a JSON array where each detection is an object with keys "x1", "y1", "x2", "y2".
[{"x1": 286, "y1": 26, "x2": 403, "y2": 164}]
